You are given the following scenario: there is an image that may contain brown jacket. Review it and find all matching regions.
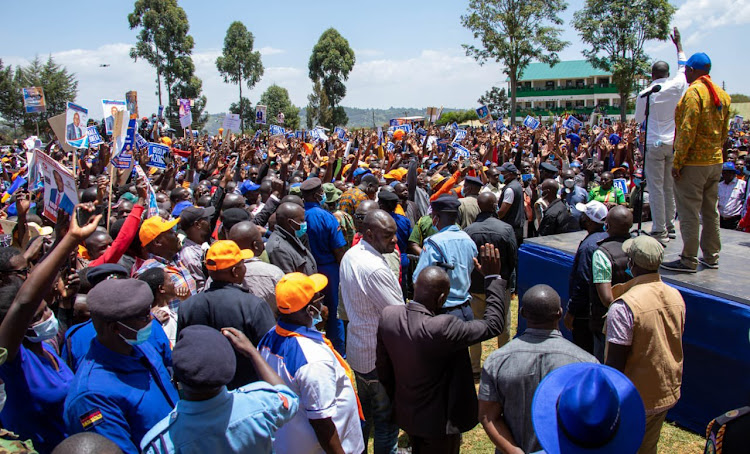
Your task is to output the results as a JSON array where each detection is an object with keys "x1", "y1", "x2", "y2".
[
  {"x1": 376, "y1": 277, "x2": 507, "y2": 437},
  {"x1": 613, "y1": 273, "x2": 686, "y2": 412}
]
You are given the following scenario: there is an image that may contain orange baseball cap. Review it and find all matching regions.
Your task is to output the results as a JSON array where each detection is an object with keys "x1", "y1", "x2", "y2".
[
  {"x1": 393, "y1": 129, "x2": 405, "y2": 140},
  {"x1": 276, "y1": 272, "x2": 328, "y2": 314},
  {"x1": 160, "y1": 136, "x2": 172, "y2": 146},
  {"x1": 139, "y1": 216, "x2": 180, "y2": 246},
  {"x1": 205, "y1": 240, "x2": 253, "y2": 271}
]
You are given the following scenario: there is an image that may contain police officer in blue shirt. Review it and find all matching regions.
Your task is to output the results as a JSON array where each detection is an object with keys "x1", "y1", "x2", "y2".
[
  {"x1": 61, "y1": 264, "x2": 172, "y2": 372},
  {"x1": 64, "y1": 278, "x2": 178, "y2": 454},
  {"x1": 141, "y1": 325, "x2": 298, "y2": 453},
  {"x1": 413, "y1": 195, "x2": 478, "y2": 321},
  {"x1": 300, "y1": 177, "x2": 348, "y2": 354}
]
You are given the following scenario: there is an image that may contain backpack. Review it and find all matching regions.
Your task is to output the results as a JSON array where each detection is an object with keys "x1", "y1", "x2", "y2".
[{"x1": 704, "y1": 407, "x2": 750, "y2": 453}]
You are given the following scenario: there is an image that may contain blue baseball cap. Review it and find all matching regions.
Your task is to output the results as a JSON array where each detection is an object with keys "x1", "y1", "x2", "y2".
[
  {"x1": 238, "y1": 180, "x2": 260, "y2": 195},
  {"x1": 171, "y1": 200, "x2": 192, "y2": 218},
  {"x1": 353, "y1": 168, "x2": 370, "y2": 178},
  {"x1": 722, "y1": 162, "x2": 739, "y2": 173},
  {"x1": 686, "y1": 52, "x2": 711, "y2": 71}
]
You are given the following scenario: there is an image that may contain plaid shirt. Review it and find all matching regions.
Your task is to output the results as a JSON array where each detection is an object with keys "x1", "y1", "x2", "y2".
[
  {"x1": 135, "y1": 254, "x2": 197, "y2": 311},
  {"x1": 338, "y1": 186, "x2": 369, "y2": 217}
]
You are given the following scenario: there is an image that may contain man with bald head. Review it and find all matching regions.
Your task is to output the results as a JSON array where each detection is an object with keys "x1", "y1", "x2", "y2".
[
  {"x1": 478, "y1": 284, "x2": 597, "y2": 454},
  {"x1": 589, "y1": 205, "x2": 634, "y2": 361},
  {"x1": 635, "y1": 27, "x2": 687, "y2": 242},
  {"x1": 340, "y1": 209, "x2": 404, "y2": 453},
  {"x1": 266, "y1": 202, "x2": 317, "y2": 275},
  {"x1": 537, "y1": 179, "x2": 576, "y2": 236},
  {"x1": 377, "y1": 246, "x2": 509, "y2": 454},
  {"x1": 227, "y1": 221, "x2": 284, "y2": 312}
]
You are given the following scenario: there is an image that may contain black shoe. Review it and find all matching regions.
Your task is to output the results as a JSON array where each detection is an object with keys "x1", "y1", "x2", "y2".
[
  {"x1": 667, "y1": 229, "x2": 677, "y2": 239},
  {"x1": 660, "y1": 259, "x2": 697, "y2": 273},
  {"x1": 698, "y1": 258, "x2": 719, "y2": 269}
]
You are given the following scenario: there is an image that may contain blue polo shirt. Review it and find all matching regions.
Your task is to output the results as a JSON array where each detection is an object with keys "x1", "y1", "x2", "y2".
[
  {"x1": 303, "y1": 203, "x2": 347, "y2": 267},
  {"x1": 0, "y1": 343, "x2": 74, "y2": 453},
  {"x1": 64, "y1": 339, "x2": 178, "y2": 454},
  {"x1": 390, "y1": 212, "x2": 412, "y2": 267}
]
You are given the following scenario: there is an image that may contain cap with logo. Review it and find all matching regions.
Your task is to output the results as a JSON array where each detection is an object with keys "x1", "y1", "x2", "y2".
[{"x1": 205, "y1": 240, "x2": 253, "y2": 271}]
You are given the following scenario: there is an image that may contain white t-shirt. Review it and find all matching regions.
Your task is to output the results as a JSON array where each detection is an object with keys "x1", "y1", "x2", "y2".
[{"x1": 502, "y1": 187, "x2": 515, "y2": 204}]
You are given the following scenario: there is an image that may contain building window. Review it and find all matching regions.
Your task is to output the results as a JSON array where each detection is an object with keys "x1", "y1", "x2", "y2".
[
  {"x1": 576, "y1": 79, "x2": 584, "y2": 88},
  {"x1": 575, "y1": 100, "x2": 585, "y2": 107},
  {"x1": 546, "y1": 101, "x2": 556, "y2": 109},
  {"x1": 597, "y1": 77, "x2": 609, "y2": 87},
  {"x1": 597, "y1": 99, "x2": 610, "y2": 107},
  {"x1": 565, "y1": 101, "x2": 573, "y2": 108},
  {"x1": 546, "y1": 80, "x2": 554, "y2": 88},
  {"x1": 565, "y1": 80, "x2": 573, "y2": 87}
]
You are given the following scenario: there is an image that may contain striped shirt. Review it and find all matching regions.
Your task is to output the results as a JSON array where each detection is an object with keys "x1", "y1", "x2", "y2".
[
  {"x1": 135, "y1": 255, "x2": 197, "y2": 311},
  {"x1": 339, "y1": 239, "x2": 404, "y2": 373}
]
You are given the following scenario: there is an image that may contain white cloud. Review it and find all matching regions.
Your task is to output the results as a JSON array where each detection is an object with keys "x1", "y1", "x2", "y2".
[
  {"x1": 259, "y1": 46, "x2": 285, "y2": 56},
  {"x1": 674, "y1": 0, "x2": 750, "y2": 44},
  {"x1": 354, "y1": 49, "x2": 384, "y2": 58}
]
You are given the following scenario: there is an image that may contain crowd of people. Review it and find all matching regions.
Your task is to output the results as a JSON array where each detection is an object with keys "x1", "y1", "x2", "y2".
[{"x1": 0, "y1": 37, "x2": 745, "y2": 454}]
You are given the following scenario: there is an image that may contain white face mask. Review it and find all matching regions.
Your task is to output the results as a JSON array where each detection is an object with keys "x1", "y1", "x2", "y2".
[
  {"x1": 0, "y1": 382, "x2": 5, "y2": 413},
  {"x1": 26, "y1": 313, "x2": 60, "y2": 343}
]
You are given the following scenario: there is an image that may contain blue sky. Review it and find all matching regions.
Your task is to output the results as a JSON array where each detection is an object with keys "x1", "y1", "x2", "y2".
[{"x1": 2, "y1": 0, "x2": 748, "y2": 117}]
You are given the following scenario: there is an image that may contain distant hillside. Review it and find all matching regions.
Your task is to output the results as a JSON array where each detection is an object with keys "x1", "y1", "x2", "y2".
[{"x1": 200, "y1": 106, "x2": 467, "y2": 135}]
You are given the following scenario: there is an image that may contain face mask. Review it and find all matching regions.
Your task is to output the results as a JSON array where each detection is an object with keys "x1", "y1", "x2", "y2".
[
  {"x1": 118, "y1": 321, "x2": 152, "y2": 346},
  {"x1": 460, "y1": 187, "x2": 465, "y2": 197},
  {"x1": 625, "y1": 260, "x2": 634, "y2": 277},
  {"x1": 26, "y1": 313, "x2": 60, "y2": 343},
  {"x1": 603, "y1": 223, "x2": 608, "y2": 232},
  {"x1": 294, "y1": 221, "x2": 308, "y2": 238},
  {"x1": 633, "y1": 178, "x2": 642, "y2": 187},
  {"x1": 308, "y1": 305, "x2": 323, "y2": 327},
  {"x1": 319, "y1": 193, "x2": 327, "y2": 208},
  {"x1": 499, "y1": 174, "x2": 506, "y2": 184},
  {"x1": 564, "y1": 178, "x2": 575, "y2": 189}
]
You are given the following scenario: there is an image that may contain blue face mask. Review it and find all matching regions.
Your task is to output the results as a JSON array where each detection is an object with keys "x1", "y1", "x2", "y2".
[
  {"x1": 603, "y1": 223, "x2": 608, "y2": 232},
  {"x1": 319, "y1": 193, "x2": 327, "y2": 208},
  {"x1": 625, "y1": 259, "x2": 634, "y2": 277},
  {"x1": 308, "y1": 305, "x2": 323, "y2": 327},
  {"x1": 460, "y1": 187, "x2": 465, "y2": 197},
  {"x1": 118, "y1": 321, "x2": 152, "y2": 346},
  {"x1": 633, "y1": 178, "x2": 642, "y2": 187},
  {"x1": 499, "y1": 174, "x2": 506, "y2": 184},
  {"x1": 294, "y1": 221, "x2": 308, "y2": 238}
]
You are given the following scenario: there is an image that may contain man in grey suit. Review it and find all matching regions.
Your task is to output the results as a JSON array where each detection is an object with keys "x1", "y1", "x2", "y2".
[{"x1": 66, "y1": 112, "x2": 84, "y2": 141}]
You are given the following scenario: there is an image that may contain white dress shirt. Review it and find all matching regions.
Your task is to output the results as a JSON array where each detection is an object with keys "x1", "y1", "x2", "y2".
[
  {"x1": 339, "y1": 239, "x2": 404, "y2": 373},
  {"x1": 718, "y1": 177, "x2": 747, "y2": 218},
  {"x1": 635, "y1": 50, "x2": 688, "y2": 146}
]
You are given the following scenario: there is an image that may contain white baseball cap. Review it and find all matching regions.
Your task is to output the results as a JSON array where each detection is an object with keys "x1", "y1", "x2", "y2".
[{"x1": 576, "y1": 201, "x2": 608, "y2": 224}]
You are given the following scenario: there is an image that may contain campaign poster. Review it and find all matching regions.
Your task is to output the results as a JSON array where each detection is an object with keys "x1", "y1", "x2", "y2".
[
  {"x1": 426, "y1": 107, "x2": 440, "y2": 123},
  {"x1": 613, "y1": 178, "x2": 629, "y2": 195},
  {"x1": 269, "y1": 125, "x2": 285, "y2": 137},
  {"x1": 22, "y1": 87, "x2": 46, "y2": 113},
  {"x1": 523, "y1": 116, "x2": 540, "y2": 130},
  {"x1": 133, "y1": 164, "x2": 159, "y2": 218},
  {"x1": 334, "y1": 127, "x2": 346, "y2": 140},
  {"x1": 476, "y1": 105, "x2": 493, "y2": 124},
  {"x1": 452, "y1": 129, "x2": 467, "y2": 145},
  {"x1": 452, "y1": 144, "x2": 471, "y2": 160},
  {"x1": 125, "y1": 91, "x2": 138, "y2": 119},
  {"x1": 102, "y1": 99, "x2": 127, "y2": 135},
  {"x1": 86, "y1": 126, "x2": 103, "y2": 147},
  {"x1": 563, "y1": 115, "x2": 583, "y2": 131},
  {"x1": 277, "y1": 112, "x2": 285, "y2": 125},
  {"x1": 178, "y1": 99, "x2": 192, "y2": 129},
  {"x1": 147, "y1": 143, "x2": 170, "y2": 169},
  {"x1": 223, "y1": 113, "x2": 241, "y2": 132},
  {"x1": 255, "y1": 105, "x2": 267, "y2": 125},
  {"x1": 65, "y1": 102, "x2": 89, "y2": 149},
  {"x1": 35, "y1": 149, "x2": 78, "y2": 222}
]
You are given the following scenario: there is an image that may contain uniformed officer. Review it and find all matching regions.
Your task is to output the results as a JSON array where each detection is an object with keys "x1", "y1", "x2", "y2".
[
  {"x1": 140, "y1": 325, "x2": 298, "y2": 453},
  {"x1": 61, "y1": 264, "x2": 172, "y2": 372},
  {"x1": 300, "y1": 177, "x2": 348, "y2": 354},
  {"x1": 63, "y1": 279, "x2": 178, "y2": 454}
]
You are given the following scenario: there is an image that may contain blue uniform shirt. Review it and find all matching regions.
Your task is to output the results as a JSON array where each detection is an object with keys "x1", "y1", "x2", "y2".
[
  {"x1": 303, "y1": 202, "x2": 347, "y2": 266},
  {"x1": 64, "y1": 339, "x2": 178, "y2": 454},
  {"x1": 0, "y1": 343, "x2": 73, "y2": 453},
  {"x1": 412, "y1": 224, "x2": 477, "y2": 307},
  {"x1": 61, "y1": 319, "x2": 172, "y2": 372},
  {"x1": 390, "y1": 212, "x2": 413, "y2": 267},
  {"x1": 140, "y1": 383, "x2": 299, "y2": 453}
]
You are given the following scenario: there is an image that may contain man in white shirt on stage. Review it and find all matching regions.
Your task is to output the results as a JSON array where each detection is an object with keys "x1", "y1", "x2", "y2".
[
  {"x1": 340, "y1": 209, "x2": 404, "y2": 454},
  {"x1": 634, "y1": 27, "x2": 688, "y2": 243}
]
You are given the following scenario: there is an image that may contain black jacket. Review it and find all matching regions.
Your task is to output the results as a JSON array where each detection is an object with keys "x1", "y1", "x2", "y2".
[
  {"x1": 538, "y1": 198, "x2": 577, "y2": 237},
  {"x1": 589, "y1": 236, "x2": 631, "y2": 332},
  {"x1": 499, "y1": 178, "x2": 526, "y2": 239},
  {"x1": 266, "y1": 226, "x2": 318, "y2": 275},
  {"x1": 464, "y1": 213, "x2": 517, "y2": 287},
  {"x1": 376, "y1": 276, "x2": 507, "y2": 437},
  {"x1": 177, "y1": 282, "x2": 275, "y2": 389}
]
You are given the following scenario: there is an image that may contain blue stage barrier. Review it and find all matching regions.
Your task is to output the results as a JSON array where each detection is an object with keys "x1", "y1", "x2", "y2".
[{"x1": 517, "y1": 242, "x2": 750, "y2": 434}]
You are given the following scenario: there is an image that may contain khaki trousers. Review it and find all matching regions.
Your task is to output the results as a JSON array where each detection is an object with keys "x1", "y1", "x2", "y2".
[
  {"x1": 674, "y1": 164, "x2": 722, "y2": 268},
  {"x1": 469, "y1": 290, "x2": 511, "y2": 374},
  {"x1": 638, "y1": 410, "x2": 668, "y2": 454}
]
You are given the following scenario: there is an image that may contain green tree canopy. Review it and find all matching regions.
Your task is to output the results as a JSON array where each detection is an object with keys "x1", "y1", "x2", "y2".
[
  {"x1": 435, "y1": 110, "x2": 479, "y2": 126},
  {"x1": 259, "y1": 84, "x2": 300, "y2": 131},
  {"x1": 305, "y1": 78, "x2": 331, "y2": 130},
  {"x1": 478, "y1": 86, "x2": 509, "y2": 119},
  {"x1": 461, "y1": 0, "x2": 568, "y2": 125},
  {"x1": 308, "y1": 28, "x2": 355, "y2": 129},
  {"x1": 573, "y1": 0, "x2": 675, "y2": 121},
  {"x1": 730, "y1": 93, "x2": 750, "y2": 103},
  {"x1": 0, "y1": 59, "x2": 23, "y2": 131},
  {"x1": 229, "y1": 97, "x2": 255, "y2": 133},
  {"x1": 216, "y1": 21, "x2": 264, "y2": 132}
]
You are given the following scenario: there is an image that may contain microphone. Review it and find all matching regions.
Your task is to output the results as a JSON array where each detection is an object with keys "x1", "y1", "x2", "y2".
[{"x1": 640, "y1": 84, "x2": 662, "y2": 98}]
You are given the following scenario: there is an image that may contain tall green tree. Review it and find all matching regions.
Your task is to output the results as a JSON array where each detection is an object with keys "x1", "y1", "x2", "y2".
[
  {"x1": 229, "y1": 97, "x2": 254, "y2": 133},
  {"x1": 260, "y1": 84, "x2": 300, "y2": 131},
  {"x1": 0, "y1": 59, "x2": 23, "y2": 130},
  {"x1": 478, "y1": 86, "x2": 510, "y2": 119},
  {"x1": 14, "y1": 56, "x2": 78, "y2": 135},
  {"x1": 574, "y1": 0, "x2": 675, "y2": 121},
  {"x1": 461, "y1": 0, "x2": 568, "y2": 125},
  {"x1": 308, "y1": 28, "x2": 355, "y2": 129},
  {"x1": 173, "y1": 75, "x2": 208, "y2": 131},
  {"x1": 216, "y1": 21, "x2": 264, "y2": 132},
  {"x1": 305, "y1": 78, "x2": 331, "y2": 130},
  {"x1": 129, "y1": 0, "x2": 197, "y2": 132}
]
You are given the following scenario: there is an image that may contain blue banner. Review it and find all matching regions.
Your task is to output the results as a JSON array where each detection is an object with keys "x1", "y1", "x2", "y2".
[
  {"x1": 147, "y1": 143, "x2": 170, "y2": 169},
  {"x1": 86, "y1": 126, "x2": 103, "y2": 146},
  {"x1": 389, "y1": 119, "x2": 398, "y2": 127},
  {"x1": 269, "y1": 125, "x2": 285, "y2": 136},
  {"x1": 452, "y1": 144, "x2": 470, "y2": 160},
  {"x1": 523, "y1": 116, "x2": 540, "y2": 130},
  {"x1": 334, "y1": 127, "x2": 346, "y2": 140},
  {"x1": 452, "y1": 129, "x2": 467, "y2": 145},
  {"x1": 613, "y1": 178, "x2": 629, "y2": 195},
  {"x1": 563, "y1": 115, "x2": 583, "y2": 131},
  {"x1": 135, "y1": 133, "x2": 149, "y2": 150}
]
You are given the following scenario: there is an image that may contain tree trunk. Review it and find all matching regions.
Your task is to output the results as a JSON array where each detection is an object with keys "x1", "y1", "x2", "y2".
[
  {"x1": 510, "y1": 69, "x2": 517, "y2": 126},
  {"x1": 156, "y1": 50, "x2": 163, "y2": 107},
  {"x1": 239, "y1": 83, "x2": 243, "y2": 133},
  {"x1": 619, "y1": 92, "x2": 627, "y2": 122}
]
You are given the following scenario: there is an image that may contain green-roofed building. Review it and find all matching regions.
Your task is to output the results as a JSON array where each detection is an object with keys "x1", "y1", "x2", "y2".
[{"x1": 509, "y1": 60, "x2": 633, "y2": 120}]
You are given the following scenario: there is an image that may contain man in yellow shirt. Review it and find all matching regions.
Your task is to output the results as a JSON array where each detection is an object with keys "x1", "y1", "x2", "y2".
[{"x1": 663, "y1": 53, "x2": 731, "y2": 273}]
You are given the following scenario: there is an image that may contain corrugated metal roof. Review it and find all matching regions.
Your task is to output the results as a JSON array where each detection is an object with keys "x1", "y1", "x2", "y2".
[{"x1": 517, "y1": 60, "x2": 611, "y2": 81}]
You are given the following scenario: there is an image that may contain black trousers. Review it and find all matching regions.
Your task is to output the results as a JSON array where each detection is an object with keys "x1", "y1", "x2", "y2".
[
  {"x1": 720, "y1": 215, "x2": 741, "y2": 230},
  {"x1": 571, "y1": 317, "x2": 594, "y2": 355},
  {"x1": 409, "y1": 433, "x2": 461, "y2": 454}
]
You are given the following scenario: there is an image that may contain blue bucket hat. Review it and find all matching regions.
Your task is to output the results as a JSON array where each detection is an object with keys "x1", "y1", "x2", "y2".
[{"x1": 532, "y1": 363, "x2": 645, "y2": 454}]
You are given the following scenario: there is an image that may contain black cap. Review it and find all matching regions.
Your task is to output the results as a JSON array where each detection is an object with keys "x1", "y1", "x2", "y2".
[
  {"x1": 431, "y1": 194, "x2": 461, "y2": 213},
  {"x1": 179, "y1": 206, "x2": 215, "y2": 229},
  {"x1": 378, "y1": 190, "x2": 399, "y2": 202},
  {"x1": 300, "y1": 177, "x2": 322, "y2": 192},
  {"x1": 499, "y1": 162, "x2": 518, "y2": 174},
  {"x1": 88, "y1": 279, "x2": 153, "y2": 321},
  {"x1": 86, "y1": 264, "x2": 129, "y2": 288},
  {"x1": 540, "y1": 162, "x2": 559, "y2": 174},
  {"x1": 465, "y1": 176, "x2": 483, "y2": 186},
  {"x1": 173, "y1": 325, "x2": 236, "y2": 388},
  {"x1": 222, "y1": 208, "x2": 251, "y2": 232}
]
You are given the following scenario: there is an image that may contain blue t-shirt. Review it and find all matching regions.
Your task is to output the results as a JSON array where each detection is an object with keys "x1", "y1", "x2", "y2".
[
  {"x1": 304, "y1": 203, "x2": 347, "y2": 266},
  {"x1": 0, "y1": 343, "x2": 74, "y2": 453}
]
